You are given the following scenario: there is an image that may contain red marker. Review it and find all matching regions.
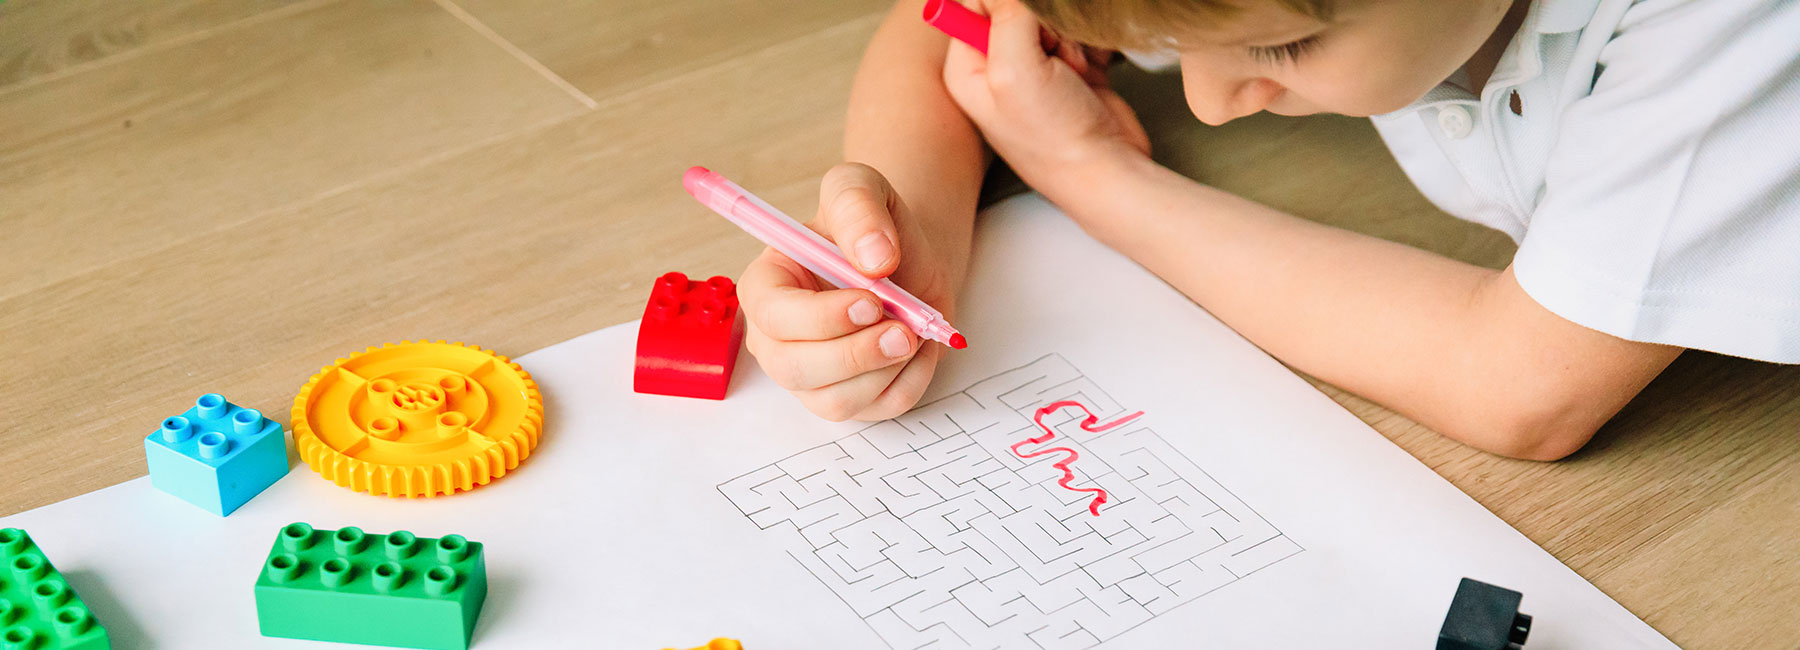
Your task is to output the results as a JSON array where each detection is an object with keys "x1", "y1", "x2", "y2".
[
  {"x1": 684, "y1": 167, "x2": 967, "y2": 350},
  {"x1": 923, "y1": 0, "x2": 989, "y2": 54}
]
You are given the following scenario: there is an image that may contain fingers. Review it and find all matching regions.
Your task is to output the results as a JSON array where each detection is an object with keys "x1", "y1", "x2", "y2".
[
  {"x1": 1078, "y1": 45, "x2": 1115, "y2": 87},
  {"x1": 849, "y1": 345, "x2": 942, "y2": 421},
  {"x1": 795, "y1": 343, "x2": 940, "y2": 422},
  {"x1": 751, "y1": 320, "x2": 919, "y2": 392},
  {"x1": 1052, "y1": 32, "x2": 1088, "y2": 78},
  {"x1": 985, "y1": 0, "x2": 1054, "y2": 87},
  {"x1": 740, "y1": 248, "x2": 889, "y2": 341},
  {"x1": 817, "y1": 163, "x2": 901, "y2": 278}
]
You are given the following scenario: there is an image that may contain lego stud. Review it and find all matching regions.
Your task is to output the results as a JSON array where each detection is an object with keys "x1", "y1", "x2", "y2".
[
  {"x1": 650, "y1": 294, "x2": 683, "y2": 321},
  {"x1": 436, "y1": 412, "x2": 468, "y2": 439},
  {"x1": 370, "y1": 561, "x2": 405, "y2": 593},
  {"x1": 31, "y1": 579, "x2": 70, "y2": 611},
  {"x1": 10, "y1": 556, "x2": 45, "y2": 582},
  {"x1": 0, "y1": 598, "x2": 16, "y2": 625},
  {"x1": 438, "y1": 375, "x2": 467, "y2": 396},
  {"x1": 422, "y1": 566, "x2": 458, "y2": 597},
  {"x1": 195, "y1": 432, "x2": 231, "y2": 459},
  {"x1": 698, "y1": 297, "x2": 730, "y2": 324},
  {"x1": 279, "y1": 522, "x2": 317, "y2": 551},
  {"x1": 265, "y1": 554, "x2": 302, "y2": 584},
  {"x1": 231, "y1": 408, "x2": 264, "y2": 434},
  {"x1": 384, "y1": 530, "x2": 420, "y2": 559},
  {"x1": 1, "y1": 627, "x2": 36, "y2": 650},
  {"x1": 706, "y1": 276, "x2": 735, "y2": 292},
  {"x1": 159, "y1": 416, "x2": 193, "y2": 443},
  {"x1": 52, "y1": 606, "x2": 94, "y2": 637},
  {"x1": 435, "y1": 534, "x2": 471, "y2": 564},
  {"x1": 657, "y1": 271, "x2": 690, "y2": 296},
  {"x1": 196, "y1": 393, "x2": 229, "y2": 420},
  {"x1": 0, "y1": 530, "x2": 21, "y2": 557},
  {"x1": 368, "y1": 417, "x2": 401, "y2": 441},
  {"x1": 319, "y1": 558, "x2": 354, "y2": 588},
  {"x1": 333, "y1": 527, "x2": 369, "y2": 555}
]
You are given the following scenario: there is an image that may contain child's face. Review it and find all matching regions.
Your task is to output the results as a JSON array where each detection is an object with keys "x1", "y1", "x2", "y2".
[{"x1": 1169, "y1": 0, "x2": 1515, "y2": 124}]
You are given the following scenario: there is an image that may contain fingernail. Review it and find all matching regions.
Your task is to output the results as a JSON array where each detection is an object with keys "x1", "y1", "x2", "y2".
[
  {"x1": 855, "y1": 233, "x2": 894, "y2": 272},
  {"x1": 848, "y1": 299, "x2": 881, "y2": 326},
  {"x1": 879, "y1": 327, "x2": 909, "y2": 358}
]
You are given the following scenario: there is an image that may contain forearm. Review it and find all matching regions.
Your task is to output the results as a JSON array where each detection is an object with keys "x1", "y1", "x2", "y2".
[
  {"x1": 844, "y1": 0, "x2": 988, "y2": 289},
  {"x1": 1050, "y1": 155, "x2": 1671, "y2": 458}
]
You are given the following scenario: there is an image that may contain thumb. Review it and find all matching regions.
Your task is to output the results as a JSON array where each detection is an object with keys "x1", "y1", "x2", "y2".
[{"x1": 817, "y1": 162, "x2": 902, "y2": 278}]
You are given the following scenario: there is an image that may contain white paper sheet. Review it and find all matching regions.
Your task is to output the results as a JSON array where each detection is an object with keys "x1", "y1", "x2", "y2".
[{"x1": 1, "y1": 194, "x2": 1674, "y2": 649}]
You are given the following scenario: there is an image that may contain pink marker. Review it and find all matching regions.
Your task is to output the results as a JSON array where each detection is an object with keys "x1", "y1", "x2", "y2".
[
  {"x1": 923, "y1": 0, "x2": 989, "y2": 54},
  {"x1": 683, "y1": 167, "x2": 967, "y2": 350}
]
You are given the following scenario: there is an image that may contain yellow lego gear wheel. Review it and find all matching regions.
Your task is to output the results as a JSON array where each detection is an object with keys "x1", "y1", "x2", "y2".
[{"x1": 292, "y1": 340, "x2": 544, "y2": 498}]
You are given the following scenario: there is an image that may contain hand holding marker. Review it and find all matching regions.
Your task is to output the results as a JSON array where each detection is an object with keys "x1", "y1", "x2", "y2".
[
  {"x1": 923, "y1": 0, "x2": 991, "y2": 54},
  {"x1": 683, "y1": 167, "x2": 967, "y2": 350}
]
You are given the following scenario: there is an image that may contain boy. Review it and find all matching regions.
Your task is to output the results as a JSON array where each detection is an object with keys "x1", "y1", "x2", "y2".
[{"x1": 734, "y1": 0, "x2": 1800, "y2": 460}]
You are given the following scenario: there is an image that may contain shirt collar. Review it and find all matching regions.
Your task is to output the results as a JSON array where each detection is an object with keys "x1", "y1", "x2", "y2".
[
  {"x1": 1533, "y1": 0, "x2": 1604, "y2": 34},
  {"x1": 1377, "y1": 0, "x2": 1602, "y2": 119}
]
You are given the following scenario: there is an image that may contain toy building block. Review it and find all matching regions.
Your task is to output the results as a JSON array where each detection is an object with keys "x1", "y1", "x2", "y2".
[
  {"x1": 143, "y1": 393, "x2": 288, "y2": 516},
  {"x1": 291, "y1": 341, "x2": 544, "y2": 498},
  {"x1": 0, "y1": 528, "x2": 111, "y2": 650},
  {"x1": 255, "y1": 522, "x2": 487, "y2": 650},
  {"x1": 1438, "y1": 578, "x2": 1532, "y2": 650},
  {"x1": 634, "y1": 272, "x2": 744, "y2": 400},
  {"x1": 663, "y1": 639, "x2": 743, "y2": 650}
]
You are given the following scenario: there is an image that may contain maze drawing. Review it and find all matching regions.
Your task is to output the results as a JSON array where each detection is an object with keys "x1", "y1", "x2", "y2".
[{"x1": 718, "y1": 354, "x2": 1302, "y2": 649}]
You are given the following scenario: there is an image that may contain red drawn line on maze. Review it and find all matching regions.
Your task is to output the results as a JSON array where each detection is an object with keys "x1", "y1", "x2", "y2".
[{"x1": 1010, "y1": 400, "x2": 1145, "y2": 516}]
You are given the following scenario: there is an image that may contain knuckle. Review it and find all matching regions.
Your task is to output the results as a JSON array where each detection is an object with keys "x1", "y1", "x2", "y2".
[
  {"x1": 778, "y1": 353, "x2": 814, "y2": 389},
  {"x1": 750, "y1": 346, "x2": 802, "y2": 390},
  {"x1": 867, "y1": 385, "x2": 922, "y2": 421},
  {"x1": 831, "y1": 187, "x2": 888, "y2": 228},
  {"x1": 745, "y1": 303, "x2": 785, "y2": 340},
  {"x1": 843, "y1": 335, "x2": 878, "y2": 373},
  {"x1": 987, "y1": 65, "x2": 1019, "y2": 92},
  {"x1": 808, "y1": 392, "x2": 858, "y2": 422}
]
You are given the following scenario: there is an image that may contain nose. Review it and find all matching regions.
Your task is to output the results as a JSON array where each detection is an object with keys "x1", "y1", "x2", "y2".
[{"x1": 1182, "y1": 68, "x2": 1284, "y2": 126}]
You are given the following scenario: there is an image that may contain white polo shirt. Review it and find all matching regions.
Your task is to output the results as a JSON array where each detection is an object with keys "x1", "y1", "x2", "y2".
[{"x1": 1372, "y1": 0, "x2": 1800, "y2": 363}]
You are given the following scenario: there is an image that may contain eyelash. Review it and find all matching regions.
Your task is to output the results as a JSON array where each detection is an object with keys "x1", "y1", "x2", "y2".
[{"x1": 1248, "y1": 36, "x2": 1321, "y2": 66}]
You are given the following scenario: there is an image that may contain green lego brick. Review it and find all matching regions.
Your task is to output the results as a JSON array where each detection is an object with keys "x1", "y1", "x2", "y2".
[
  {"x1": 0, "y1": 528, "x2": 111, "y2": 650},
  {"x1": 254, "y1": 523, "x2": 486, "y2": 650}
]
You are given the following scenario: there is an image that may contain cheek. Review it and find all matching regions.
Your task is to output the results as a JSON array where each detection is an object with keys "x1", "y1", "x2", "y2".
[{"x1": 1286, "y1": 53, "x2": 1440, "y2": 117}]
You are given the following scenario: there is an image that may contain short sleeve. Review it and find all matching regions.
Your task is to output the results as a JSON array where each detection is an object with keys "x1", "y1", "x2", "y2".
[{"x1": 1513, "y1": 0, "x2": 1800, "y2": 363}]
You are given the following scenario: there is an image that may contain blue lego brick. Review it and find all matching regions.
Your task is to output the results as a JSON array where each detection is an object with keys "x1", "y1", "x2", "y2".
[{"x1": 143, "y1": 393, "x2": 289, "y2": 516}]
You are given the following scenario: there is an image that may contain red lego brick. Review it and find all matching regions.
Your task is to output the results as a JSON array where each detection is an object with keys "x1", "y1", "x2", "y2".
[{"x1": 634, "y1": 272, "x2": 745, "y2": 400}]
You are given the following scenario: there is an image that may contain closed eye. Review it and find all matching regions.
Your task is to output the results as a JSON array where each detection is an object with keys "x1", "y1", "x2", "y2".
[{"x1": 1248, "y1": 35, "x2": 1321, "y2": 66}]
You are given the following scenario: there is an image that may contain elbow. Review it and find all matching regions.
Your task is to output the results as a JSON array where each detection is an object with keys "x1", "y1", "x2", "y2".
[
  {"x1": 1451, "y1": 395, "x2": 1609, "y2": 462},
  {"x1": 1492, "y1": 417, "x2": 1596, "y2": 461}
]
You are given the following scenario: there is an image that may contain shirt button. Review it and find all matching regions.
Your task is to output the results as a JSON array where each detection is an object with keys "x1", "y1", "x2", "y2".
[{"x1": 1437, "y1": 105, "x2": 1474, "y2": 139}]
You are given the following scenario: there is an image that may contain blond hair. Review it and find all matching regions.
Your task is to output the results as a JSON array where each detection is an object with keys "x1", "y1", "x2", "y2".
[{"x1": 1018, "y1": 0, "x2": 1333, "y2": 50}]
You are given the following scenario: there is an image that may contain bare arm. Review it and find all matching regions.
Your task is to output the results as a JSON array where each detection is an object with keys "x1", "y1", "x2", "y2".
[
  {"x1": 1055, "y1": 155, "x2": 1681, "y2": 460},
  {"x1": 734, "y1": 0, "x2": 994, "y2": 422},
  {"x1": 841, "y1": 0, "x2": 990, "y2": 292}
]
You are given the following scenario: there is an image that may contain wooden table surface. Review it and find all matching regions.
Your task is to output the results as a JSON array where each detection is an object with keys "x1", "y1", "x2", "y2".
[{"x1": 3, "y1": 1, "x2": 1795, "y2": 646}]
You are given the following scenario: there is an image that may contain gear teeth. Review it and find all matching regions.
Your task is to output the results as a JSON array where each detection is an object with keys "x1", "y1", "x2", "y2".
[{"x1": 291, "y1": 340, "x2": 544, "y2": 498}]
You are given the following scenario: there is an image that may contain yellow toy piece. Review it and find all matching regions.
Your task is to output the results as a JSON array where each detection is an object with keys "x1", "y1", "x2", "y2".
[
  {"x1": 292, "y1": 341, "x2": 544, "y2": 498},
  {"x1": 662, "y1": 639, "x2": 743, "y2": 650}
]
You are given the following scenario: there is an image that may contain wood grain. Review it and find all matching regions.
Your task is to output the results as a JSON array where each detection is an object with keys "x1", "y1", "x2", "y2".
[
  {"x1": 0, "y1": 0, "x2": 590, "y2": 300},
  {"x1": 451, "y1": 0, "x2": 890, "y2": 99},
  {"x1": 1, "y1": 1, "x2": 1793, "y2": 647},
  {"x1": 0, "y1": 0, "x2": 307, "y2": 88}
]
